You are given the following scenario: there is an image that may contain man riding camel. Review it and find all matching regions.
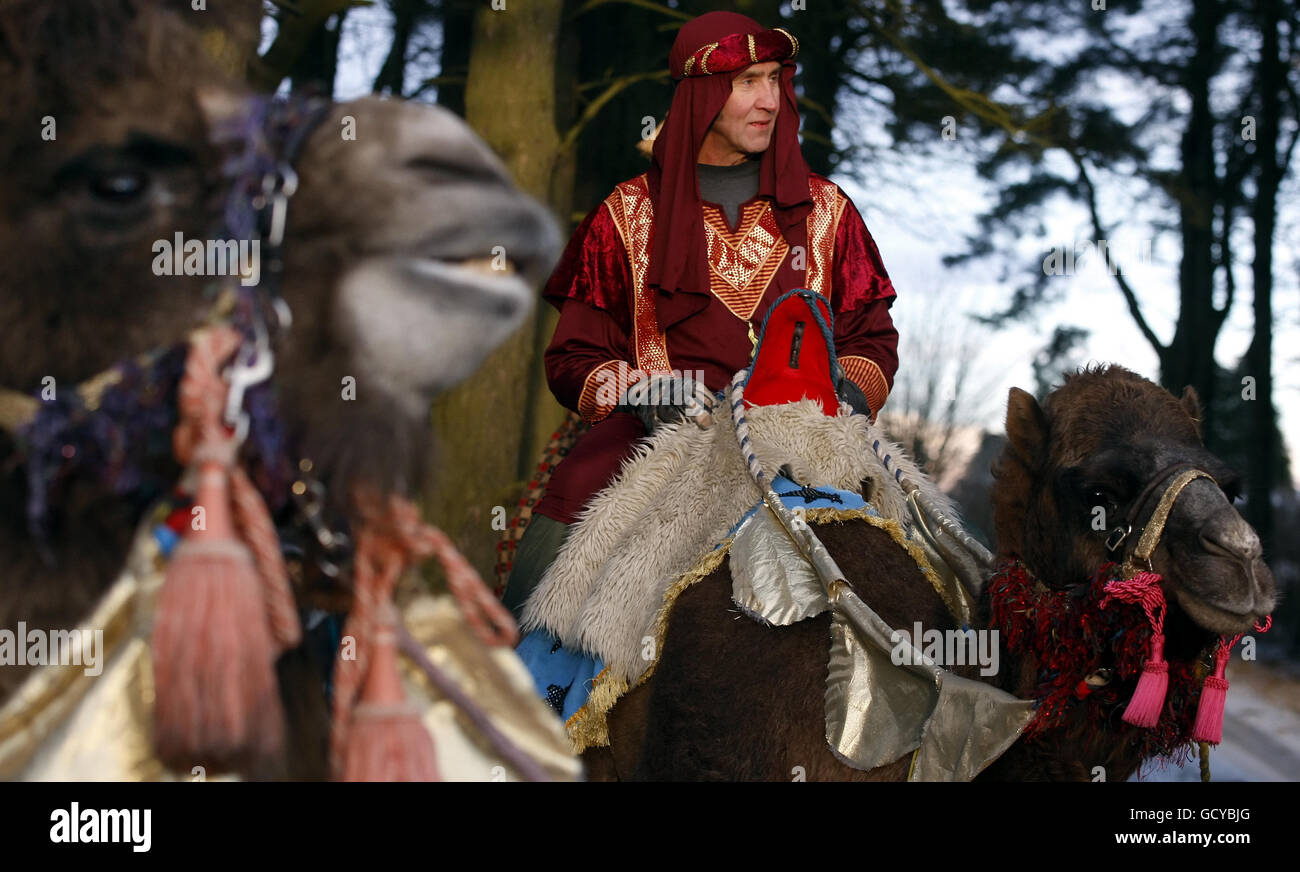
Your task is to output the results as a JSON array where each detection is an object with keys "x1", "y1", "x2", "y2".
[{"x1": 504, "y1": 10, "x2": 901, "y2": 617}]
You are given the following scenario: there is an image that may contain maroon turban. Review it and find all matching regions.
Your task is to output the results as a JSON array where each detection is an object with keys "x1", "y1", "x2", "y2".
[{"x1": 647, "y1": 11, "x2": 811, "y2": 332}]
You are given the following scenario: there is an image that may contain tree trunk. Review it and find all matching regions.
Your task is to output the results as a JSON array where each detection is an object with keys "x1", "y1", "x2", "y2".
[
  {"x1": 1244, "y1": 0, "x2": 1283, "y2": 559},
  {"x1": 373, "y1": 0, "x2": 423, "y2": 95},
  {"x1": 425, "y1": 0, "x2": 569, "y2": 575},
  {"x1": 288, "y1": 10, "x2": 348, "y2": 97},
  {"x1": 435, "y1": 0, "x2": 475, "y2": 116},
  {"x1": 1162, "y1": 0, "x2": 1226, "y2": 444}
]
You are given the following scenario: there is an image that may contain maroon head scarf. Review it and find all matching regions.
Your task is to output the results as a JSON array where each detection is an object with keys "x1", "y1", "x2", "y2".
[{"x1": 647, "y1": 11, "x2": 811, "y2": 331}]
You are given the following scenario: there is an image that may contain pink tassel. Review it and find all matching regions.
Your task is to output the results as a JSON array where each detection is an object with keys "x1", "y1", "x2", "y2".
[
  {"x1": 1102, "y1": 570, "x2": 1169, "y2": 729},
  {"x1": 151, "y1": 327, "x2": 300, "y2": 773},
  {"x1": 1192, "y1": 651, "x2": 1229, "y2": 744},
  {"x1": 332, "y1": 505, "x2": 444, "y2": 782},
  {"x1": 1122, "y1": 633, "x2": 1169, "y2": 728},
  {"x1": 342, "y1": 706, "x2": 440, "y2": 782},
  {"x1": 1193, "y1": 616, "x2": 1272, "y2": 744},
  {"x1": 341, "y1": 603, "x2": 438, "y2": 781},
  {"x1": 151, "y1": 459, "x2": 284, "y2": 771},
  {"x1": 331, "y1": 491, "x2": 517, "y2": 780}
]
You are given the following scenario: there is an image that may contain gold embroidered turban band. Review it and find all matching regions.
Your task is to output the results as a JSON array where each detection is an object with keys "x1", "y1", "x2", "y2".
[{"x1": 674, "y1": 27, "x2": 800, "y2": 80}]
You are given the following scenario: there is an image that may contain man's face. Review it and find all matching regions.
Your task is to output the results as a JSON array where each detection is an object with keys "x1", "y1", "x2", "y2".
[{"x1": 699, "y1": 61, "x2": 782, "y2": 164}]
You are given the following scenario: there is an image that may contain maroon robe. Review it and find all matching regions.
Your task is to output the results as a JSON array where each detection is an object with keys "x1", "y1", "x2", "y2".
[{"x1": 535, "y1": 171, "x2": 899, "y2": 524}]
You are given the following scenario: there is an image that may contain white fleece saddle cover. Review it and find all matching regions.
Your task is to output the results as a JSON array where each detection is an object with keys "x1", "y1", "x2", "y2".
[{"x1": 519, "y1": 399, "x2": 956, "y2": 686}]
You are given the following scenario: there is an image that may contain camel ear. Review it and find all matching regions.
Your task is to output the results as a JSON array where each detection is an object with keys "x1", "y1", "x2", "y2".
[
  {"x1": 1005, "y1": 387, "x2": 1048, "y2": 468},
  {"x1": 1179, "y1": 386, "x2": 1202, "y2": 435}
]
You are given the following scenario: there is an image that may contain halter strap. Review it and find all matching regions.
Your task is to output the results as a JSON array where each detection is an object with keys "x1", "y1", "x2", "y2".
[{"x1": 1124, "y1": 467, "x2": 1216, "y2": 573}]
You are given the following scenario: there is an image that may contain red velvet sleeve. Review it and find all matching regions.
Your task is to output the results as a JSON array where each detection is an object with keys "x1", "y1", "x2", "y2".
[
  {"x1": 542, "y1": 202, "x2": 643, "y2": 423},
  {"x1": 830, "y1": 194, "x2": 900, "y2": 417},
  {"x1": 542, "y1": 201, "x2": 632, "y2": 328}
]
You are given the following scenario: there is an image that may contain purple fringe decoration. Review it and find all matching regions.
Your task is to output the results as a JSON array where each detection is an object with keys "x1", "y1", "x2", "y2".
[
  {"x1": 19, "y1": 346, "x2": 188, "y2": 558},
  {"x1": 16, "y1": 95, "x2": 329, "y2": 554}
]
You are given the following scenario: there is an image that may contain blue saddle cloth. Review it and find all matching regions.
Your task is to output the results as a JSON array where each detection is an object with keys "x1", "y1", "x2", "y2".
[{"x1": 516, "y1": 475, "x2": 873, "y2": 720}]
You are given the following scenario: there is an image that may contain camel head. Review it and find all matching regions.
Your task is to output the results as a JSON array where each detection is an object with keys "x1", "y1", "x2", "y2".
[
  {"x1": 992, "y1": 365, "x2": 1276, "y2": 653},
  {"x1": 0, "y1": 0, "x2": 557, "y2": 506}
]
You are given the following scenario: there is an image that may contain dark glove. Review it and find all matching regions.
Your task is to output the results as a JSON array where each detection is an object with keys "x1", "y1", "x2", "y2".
[
  {"x1": 834, "y1": 364, "x2": 873, "y2": 418},
  {"x1": 615, "y1": 372, "x2": 716, "y2": 434}
]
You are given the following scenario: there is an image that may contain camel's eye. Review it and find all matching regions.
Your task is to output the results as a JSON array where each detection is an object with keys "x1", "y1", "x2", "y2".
[
  {"x1": 1088, "y1": 488, "x2": 1117, "y2": 512},
  {"x1": 89, "y1": 169, "x2": 148, "y2": 204},
  {"x1": 56, "y1": 137, "x2": 196, "y2": 227}
]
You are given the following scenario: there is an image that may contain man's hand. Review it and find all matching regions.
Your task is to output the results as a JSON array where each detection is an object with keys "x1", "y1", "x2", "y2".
[
  {"x1": 834, "y1": 365, "x2": 873, "y2": 418},
  {"x1": 615, "y1": 371, "x2": 716, "y2": 434}
]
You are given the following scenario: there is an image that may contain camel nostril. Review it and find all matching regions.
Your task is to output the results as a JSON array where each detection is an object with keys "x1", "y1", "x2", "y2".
[{"x1": 1198, "y1": 513, "x2": 1262, "y2": 562}]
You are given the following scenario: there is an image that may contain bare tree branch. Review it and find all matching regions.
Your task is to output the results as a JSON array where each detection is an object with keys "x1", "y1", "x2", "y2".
[
  {"x1": 1073, "y1": 155, "x2": 1167, "y2": 355},
  {"x1": 556, "y1": 70, "x2": 671, "y2": 157}
]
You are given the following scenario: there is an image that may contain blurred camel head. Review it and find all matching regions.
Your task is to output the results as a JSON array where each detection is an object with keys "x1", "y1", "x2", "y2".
[
  {"x1": 0, "y1": 0, "x2": 558, "y2": 703},
  {"x1": 0, "y1": 0, "x2": 557, "y2": 499}
]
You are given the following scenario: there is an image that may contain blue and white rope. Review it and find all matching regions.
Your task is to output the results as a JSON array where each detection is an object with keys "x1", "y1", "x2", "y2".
[{"x1": 729, "y1": 368, "x2": 769, "y2": 490}]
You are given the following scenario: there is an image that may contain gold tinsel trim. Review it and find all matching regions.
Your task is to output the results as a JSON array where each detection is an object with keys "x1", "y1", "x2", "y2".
[{"x1": 565, "y1": 538, "x2": 735, "y2": 752}]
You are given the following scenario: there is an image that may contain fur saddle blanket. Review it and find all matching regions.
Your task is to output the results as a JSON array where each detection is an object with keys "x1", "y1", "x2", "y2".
[{"x1": 519, "y1": 399, "x2": 955, "y2": 686}]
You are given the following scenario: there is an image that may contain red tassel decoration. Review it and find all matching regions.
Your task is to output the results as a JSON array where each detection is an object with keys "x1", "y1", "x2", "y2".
[
  {"x1": 330, "y1": 491, "x2": 517, "y2": 781},
  {"x1": 1102, "y1": 571, "x2": 1169, "y2": 728},
  {"x1": 1123, "y1": 633, "x2": 1169, "y2": 728},
  {"x1": 1192, "y1": 640, "x2": 1230, "y2": 744},
  {"x1": 1192, "y1": 617, "x2": 1271, "y2": 744},
  {"x1": 331, "y1": 494, "x2": 438, "y2": 781},
  {"x1": 341, "y1": 603, "x2": 438, "y2": 782},
  {"x1": 152, "y1": 458, "x2": 284, "y2": 769},
  {"x1": 151, "y1": 328, "x2": 300, "y2": 772}
]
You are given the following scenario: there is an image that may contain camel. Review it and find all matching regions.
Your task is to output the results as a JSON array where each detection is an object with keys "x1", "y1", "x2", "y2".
[
  {"x1": 578, "y1": 366, "x2": 1277, "y2": 781},
  {"x1": 0, "y1": 0, "x2": 564, "y2": 779}
]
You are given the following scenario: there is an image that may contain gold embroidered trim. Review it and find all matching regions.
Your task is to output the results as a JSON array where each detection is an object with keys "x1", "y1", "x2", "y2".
[
  {"x1": 774, "y1": 27, "x2": 799, "y2": 58},
  {"x1": 577, "y1": 360, "x2": 638, "y2": 425},
  {"x1": 805, "y1": 178, "x2": 846, "y2": 298},
  {"x1": 702, "y1": 201, "x2": 789, "y2": 321},
  {"x1": 748, "y1": 34, "x2": 758, "y2": 63},
  {"x1": 607, "y1": 176, "x2": 671, "y2": 372},
  {"x1": 683, "y1": 56, "x2": 695, "y2": 77},
  {"x1": 838, "y1": 355, "x2": 890, "y2": 418},
  {"x1": 700, "y1": 43, "x2": 718, "y2": 75}
]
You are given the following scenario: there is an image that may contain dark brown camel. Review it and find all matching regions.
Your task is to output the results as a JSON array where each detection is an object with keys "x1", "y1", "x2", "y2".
[
  {"x1": 0, "y1": 0, "x2": 556, "y2": 778},
  {"x1": 587, "y1": 366, "x2": 1277, "y2": 781}
]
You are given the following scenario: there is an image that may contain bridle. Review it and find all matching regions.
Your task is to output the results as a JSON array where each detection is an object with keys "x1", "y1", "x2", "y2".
[
  {"x1": 211, "y1": 93, "x2": 357, "y2": 587},
  {"x1": 1102, "y1": 461, "x2": 1217, "y2": 576},
  {"x1": 3, "y1": 91, "x2": 548, "y2": 780}
]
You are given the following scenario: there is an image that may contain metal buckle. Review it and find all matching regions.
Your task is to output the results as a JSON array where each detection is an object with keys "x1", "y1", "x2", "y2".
[
  {"x1": 222, "y1": 311, "x2": 274, "y2": 444},
  {"x1": 290, "y1": 464, "x2": 353, "y2": 580},
  {"x1": 261, "y1": 164, "x2": 299, "y2": 249},
  {"x1": 1104, "y1": 524, "x2": 1131, "y2": 553}
]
